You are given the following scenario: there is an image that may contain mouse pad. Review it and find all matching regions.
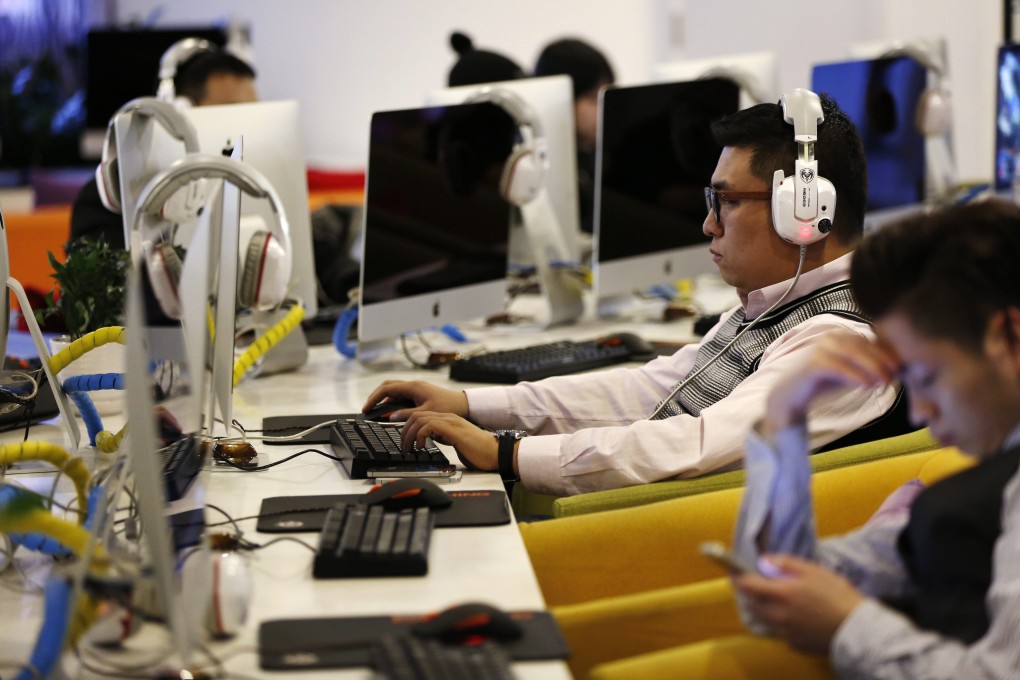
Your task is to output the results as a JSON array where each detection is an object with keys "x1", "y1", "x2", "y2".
[
  {"x1": 261, "y1": 413, "x2": 351, "y2": 445},
  {"x1": 258, "y1": 611, "x2": 569, "y2": 670},
  {"x1": 256, "y1": 490, "x2": 511, "y2": 532}
]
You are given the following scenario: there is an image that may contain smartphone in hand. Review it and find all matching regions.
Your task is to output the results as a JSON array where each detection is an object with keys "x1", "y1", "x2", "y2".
[{"x1": 699, "y1": 540, "x2": 759, "y2": 574}]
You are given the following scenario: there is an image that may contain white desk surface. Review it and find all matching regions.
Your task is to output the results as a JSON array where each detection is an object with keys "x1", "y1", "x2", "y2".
[{"x1": 0, "y1": 298, "x2": 715, "y2": 679}]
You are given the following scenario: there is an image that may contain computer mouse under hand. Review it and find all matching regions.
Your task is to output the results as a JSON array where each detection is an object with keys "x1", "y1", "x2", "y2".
[
  {"x1": 363, "y1": 397, "x2": 418, "y2": 422},
  {"x1": 363, "y1": 478, "x2": 453, "y2": 510},
  {"x1": 598, "y1": 331, "x2": 656, "y2": 360},
  {"x1": 411, "y1": 602, "x2": 523, "y2": 642}
]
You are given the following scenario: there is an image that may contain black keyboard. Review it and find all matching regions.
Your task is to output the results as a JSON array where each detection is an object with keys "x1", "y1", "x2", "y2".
[
  {"x1": 161, "y1": 435, "x2": 205, "y2": 501},
  {"x1": 372, "y1": 636, "x2": 515, "y2": 680},
  {"x1": 448, "y1": 339, "x2": 632, "y2": 384},
  {"x1": 313, "y1": 502, "x2": 433, "y2": 578},
  {"x1": 329, "y1": 418, "x2": 451, "y2": 479}
]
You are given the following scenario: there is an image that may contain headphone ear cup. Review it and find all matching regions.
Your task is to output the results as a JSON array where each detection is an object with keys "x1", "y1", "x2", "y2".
[
  {"x1": 770, "y1": 170, "x2": 835, "y2": 245},
  {"x1": 916, "y1": 87, "x2": 952, "y2": 136},
  {"x1": 238, "y1": 231, "x2": 288, "y2": 310},
  {"x1": 145, "y1": 241, "x2": 183, "y2": 319},
  {"x1": 96, "y1": 156, "x2": 122, "y2": 214},
  {"x1": 500, "y1": 146, "x2": 543, "y2": 206}
]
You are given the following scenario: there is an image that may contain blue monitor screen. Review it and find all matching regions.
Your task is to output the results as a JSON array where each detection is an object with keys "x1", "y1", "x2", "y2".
[
  {"x1": 995, "y1": 44, "x2": 1020, "y2": 191},
  {"x1": 812, "y1": 56, "x2": 927, "y2": 210}
]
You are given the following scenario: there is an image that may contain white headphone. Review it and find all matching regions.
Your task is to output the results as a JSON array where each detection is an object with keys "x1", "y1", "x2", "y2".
[
  {"x1": 134, "y1": 154, "x2": 292, "y2": 319},
  {"x1": 156, "y1": 37, "x2": 216, "y2": 103},
  {"x1": 698, "y1": 66, "x2": 769, "y2": 107},
  {"x1": 464, "y1": 87, "x2": 548, "y2": 205},
  {"x1": 96, "y1": 97, "x2": 211, "y2": 224},
  {"x1": 878, "y1": 45, "x2": 952, "y2": 137},
  {"x1": 771, "y1": 89, "x2": 837, "y2": 246}
]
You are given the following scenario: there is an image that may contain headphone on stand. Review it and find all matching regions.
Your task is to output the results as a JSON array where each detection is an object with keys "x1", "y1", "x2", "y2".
[
  {"x1": 771, "y1": 89, "x2": 836, "y2": 246},
  {"x1": 464, "y1": 87, "x2": 549, "y2": 206},
  {"x1": 877, "y1": 44, "x2": 952, "y2": 138},
  {"x1": 96, "y1": 97, "x2": 211, "y2": 224},
  {"x1": 133, "y1": 153, "x2": 292, "y2": 319},
  {"x1": 156, "y1": 37, "x2": 216, "y2": 104}
]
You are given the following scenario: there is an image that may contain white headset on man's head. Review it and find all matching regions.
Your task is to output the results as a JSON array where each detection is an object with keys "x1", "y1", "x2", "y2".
[
  {"x1": 133, "y1": 153, "x2": 292, "y2": 320},
  {"x1": 464, "y1": 87, "x2": 549, "y2": 206},
  {"x1": 770, "y1": 88, "x2": 837, "y2": 246},
  {"x1": 156, "y1": 37, "x2": 216, "y2": 104}
]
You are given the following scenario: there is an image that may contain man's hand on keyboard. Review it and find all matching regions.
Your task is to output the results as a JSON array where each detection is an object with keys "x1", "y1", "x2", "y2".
[
  {"x1": 400, "y1": 411, "x2": 498, "y2": 472},
  {"x1": 362, "y1": 380, "x2": 469, "y2": 419}
]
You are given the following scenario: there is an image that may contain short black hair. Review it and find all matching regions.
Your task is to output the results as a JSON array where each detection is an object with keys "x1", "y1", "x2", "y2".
[
  {"x1": 534, "y1": 38, "x2": 615, "y2": 98},
  {"x1": 174, "y1": 50, "x2": 256, "y2": 105},
  {"x1": 710, "y1": 93, "x2": 867, "y2": 244},
  {"x1": 851, "y1": 199, "x2": 1020, "y2": 352}
]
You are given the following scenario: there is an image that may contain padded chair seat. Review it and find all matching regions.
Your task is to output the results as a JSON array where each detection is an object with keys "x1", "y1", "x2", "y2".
[{"x1": 512, "y1": 427, "x2": 939, "y2": 518}]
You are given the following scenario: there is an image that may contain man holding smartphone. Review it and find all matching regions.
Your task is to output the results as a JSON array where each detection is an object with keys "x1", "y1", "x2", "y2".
[{"x1": 730, "y1": 200, "x2": 1020, "y2": 678}]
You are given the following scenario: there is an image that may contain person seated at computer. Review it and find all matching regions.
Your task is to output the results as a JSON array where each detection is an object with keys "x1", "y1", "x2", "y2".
[
  {"x1": 446, "y1": 30, "x2": 525, "y2": 87},
  {"x1": 69, "y1": 45, "x2": 258, "y2": 249},
  {"x1": 714, "y1": 199, "x2": 1020, "y2": 679},
  {"x1": 364, "y1": 93, "x2": 912, "y2": 497},
  {"x1": 533, "y1": 37, "x2": 615, "y2": 233}
]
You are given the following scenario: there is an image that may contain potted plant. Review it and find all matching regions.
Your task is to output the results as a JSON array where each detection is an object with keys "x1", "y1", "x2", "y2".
[{"x1": 38, "y1": 237, "x2": 130, "y2": 415}]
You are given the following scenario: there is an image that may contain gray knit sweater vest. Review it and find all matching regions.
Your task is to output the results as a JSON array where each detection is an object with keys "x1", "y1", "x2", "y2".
[{"x1": 651, "y1": 281, "x2": 867, "y2": 420}]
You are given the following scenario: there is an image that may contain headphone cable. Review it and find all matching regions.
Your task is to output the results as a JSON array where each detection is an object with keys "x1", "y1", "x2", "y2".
[{"x1": 648, "y1": 245, "x2": 808, "y2": 420}]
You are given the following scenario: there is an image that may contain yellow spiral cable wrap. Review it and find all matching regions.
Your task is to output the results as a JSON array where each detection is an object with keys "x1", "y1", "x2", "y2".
[
  {"x1": 232, "y1": 305, "x2": 305, "y2": 386},
  {"x1": 48, "y1": 326, "x2": 127, "y2": 375},
  {"x1": 0, "y1": 442, "x2": 90, "y2": 522}
]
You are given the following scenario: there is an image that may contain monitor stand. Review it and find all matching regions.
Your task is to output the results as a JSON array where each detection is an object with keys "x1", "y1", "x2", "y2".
[{"x1": 515, "y1": 188, "x2": 584, "y2": 327}]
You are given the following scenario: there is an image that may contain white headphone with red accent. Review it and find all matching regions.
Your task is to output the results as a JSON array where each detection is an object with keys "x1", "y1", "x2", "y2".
[
  {"x1": 134, "y1": 153, "x2": 292, "y2": 319},
  {"x1": 771, "y1": 89, "x2": 837, "y2": 246},
  {"x1": 464, "y1": 87, "x2": 548, "y2": 206},
  {"x1": 96, "y1": 97, "x2": 211, "y2": 225}
]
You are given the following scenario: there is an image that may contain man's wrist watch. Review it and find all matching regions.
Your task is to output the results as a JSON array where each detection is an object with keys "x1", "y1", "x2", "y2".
[{"x1": 494, "y1": 430, "x2": 527, "y2": 483}]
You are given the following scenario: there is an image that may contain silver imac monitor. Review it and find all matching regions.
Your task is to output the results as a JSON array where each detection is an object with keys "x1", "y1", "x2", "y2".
[
  {"x1": 357, "y1": 102, "x2": 515, "y2": 357},
  {"x1": 593, "y1": 78, "x2": 740, "y2": 316},
  {"x1": 183, "y1": 100, "x2": 318, "y2": 316},
  {"x1": 653, "y1": 50, "x2": 779, "y2": 110},
  {"x1": 426, "y1": 75, "x2": 582, "y2": 267}
]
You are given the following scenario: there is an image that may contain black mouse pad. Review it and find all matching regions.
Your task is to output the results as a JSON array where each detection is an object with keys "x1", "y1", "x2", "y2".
[
  {"x1": 256, "y1": 490, "x2": 511, "y2": 532},
  {"x1": 258, "y1": 610, "x2": 569, "y2": 670},
  {"x1": 261, "y1": 413, "x2": 352, "y2": 445}
]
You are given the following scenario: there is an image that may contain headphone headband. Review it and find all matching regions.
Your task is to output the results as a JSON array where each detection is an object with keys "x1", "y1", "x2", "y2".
[
  {"x1": 136, "y1": 153, "x2": 290, "y2": 254},
  {"x1": 157, "y1": 37, "x2": 216, "y2": 102},
  {"x1": 108, "y1": 97, "x2": 201, "y2": 153},
  {"x1": 698, "y1": 66, "x2": 769, "y2": 106},
  {"x1": 464, "y1": 87, "x2": 545, "y2": 140}
]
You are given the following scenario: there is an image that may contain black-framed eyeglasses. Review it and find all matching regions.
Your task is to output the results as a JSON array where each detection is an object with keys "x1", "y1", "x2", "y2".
[{"x1": 704, "y1": 187, "x2": 773, "y2": 223}]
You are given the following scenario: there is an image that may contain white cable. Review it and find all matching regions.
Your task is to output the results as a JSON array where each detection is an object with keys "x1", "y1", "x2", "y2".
[{"x1": 649, "y1": 246, "x2": 809, "y2": 420}]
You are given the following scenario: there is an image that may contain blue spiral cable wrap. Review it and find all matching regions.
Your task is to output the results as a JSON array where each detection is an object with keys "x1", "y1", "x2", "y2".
[
  {"x1": 17, "y1": 576, "x2": 72, "y2": 680},
  {"x1": 333, "y1": 306, "x2": 359, "y2": 358},
  {"x1": 61, "y1": 373, "x2": 125, "y2": 446}
]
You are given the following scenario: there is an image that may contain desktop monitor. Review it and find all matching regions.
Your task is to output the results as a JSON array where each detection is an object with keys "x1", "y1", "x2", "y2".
[
  {"x1": 995, "y1": 44, "x2": 1020, "y2": 191},
  {"x1": 593, "y1": 78, "x2": 740, "y2": 314},
  {"x1": 357, "y1": 103, "x2": 515, "y2": 351},
  {"x1": 183, "y1": 100, "x2": 318, "y2": 316},
  {"x1": 653, "y1": 51, "x2": 779, "y2": 110},
  {"x1": 811, "y1": 56, "x2": 927, "y2": 209},
  {"x1": 83, "y1": 27, "x2": 227, "y2": 157},
  {"x1": 426, "y1": 75, "x2": 582, "y2": 266}
]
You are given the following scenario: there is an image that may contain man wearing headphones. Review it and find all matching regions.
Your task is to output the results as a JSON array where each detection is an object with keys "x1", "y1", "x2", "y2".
[
  {"x1": 68, "y1": 46, "x2": 257, "y2": 249},
  {"x1": 365, "y1": 91, "x2": 908, "y2": 496}
]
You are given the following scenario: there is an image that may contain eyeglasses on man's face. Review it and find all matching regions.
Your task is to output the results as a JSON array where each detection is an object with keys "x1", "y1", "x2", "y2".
[{"x1": 703, "y1": 187, "x2": 773, "y2": 223}]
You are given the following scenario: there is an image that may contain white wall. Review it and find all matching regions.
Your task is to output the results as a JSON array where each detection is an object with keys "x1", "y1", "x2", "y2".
[
  {"x1": 685, "y1": 0, "x2": 1001, "y2": 182},
  {"x1": 115, "y1": 0, "x2": 1002, "y2": 181},
  {"x1": 113, "y1": 0, "x2": 663, "y2": 167}
]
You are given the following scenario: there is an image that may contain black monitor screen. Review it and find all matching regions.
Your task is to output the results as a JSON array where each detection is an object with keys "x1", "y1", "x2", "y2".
[
  {"x1": 86, "y1": 27, "x2": 227, "y2": 128},
  {"x1": 995, "y1": 44, "x2": 1020, "y2": 191},
  {"x1": 361, "y1": 103, "x2": 515, "y2": 304},
  {"x1": 812, "y1": 56, "x2": 927, "y2": 209},
  {"x1": 596, "y1": 78, "x2": 739, "y2": 264}
]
